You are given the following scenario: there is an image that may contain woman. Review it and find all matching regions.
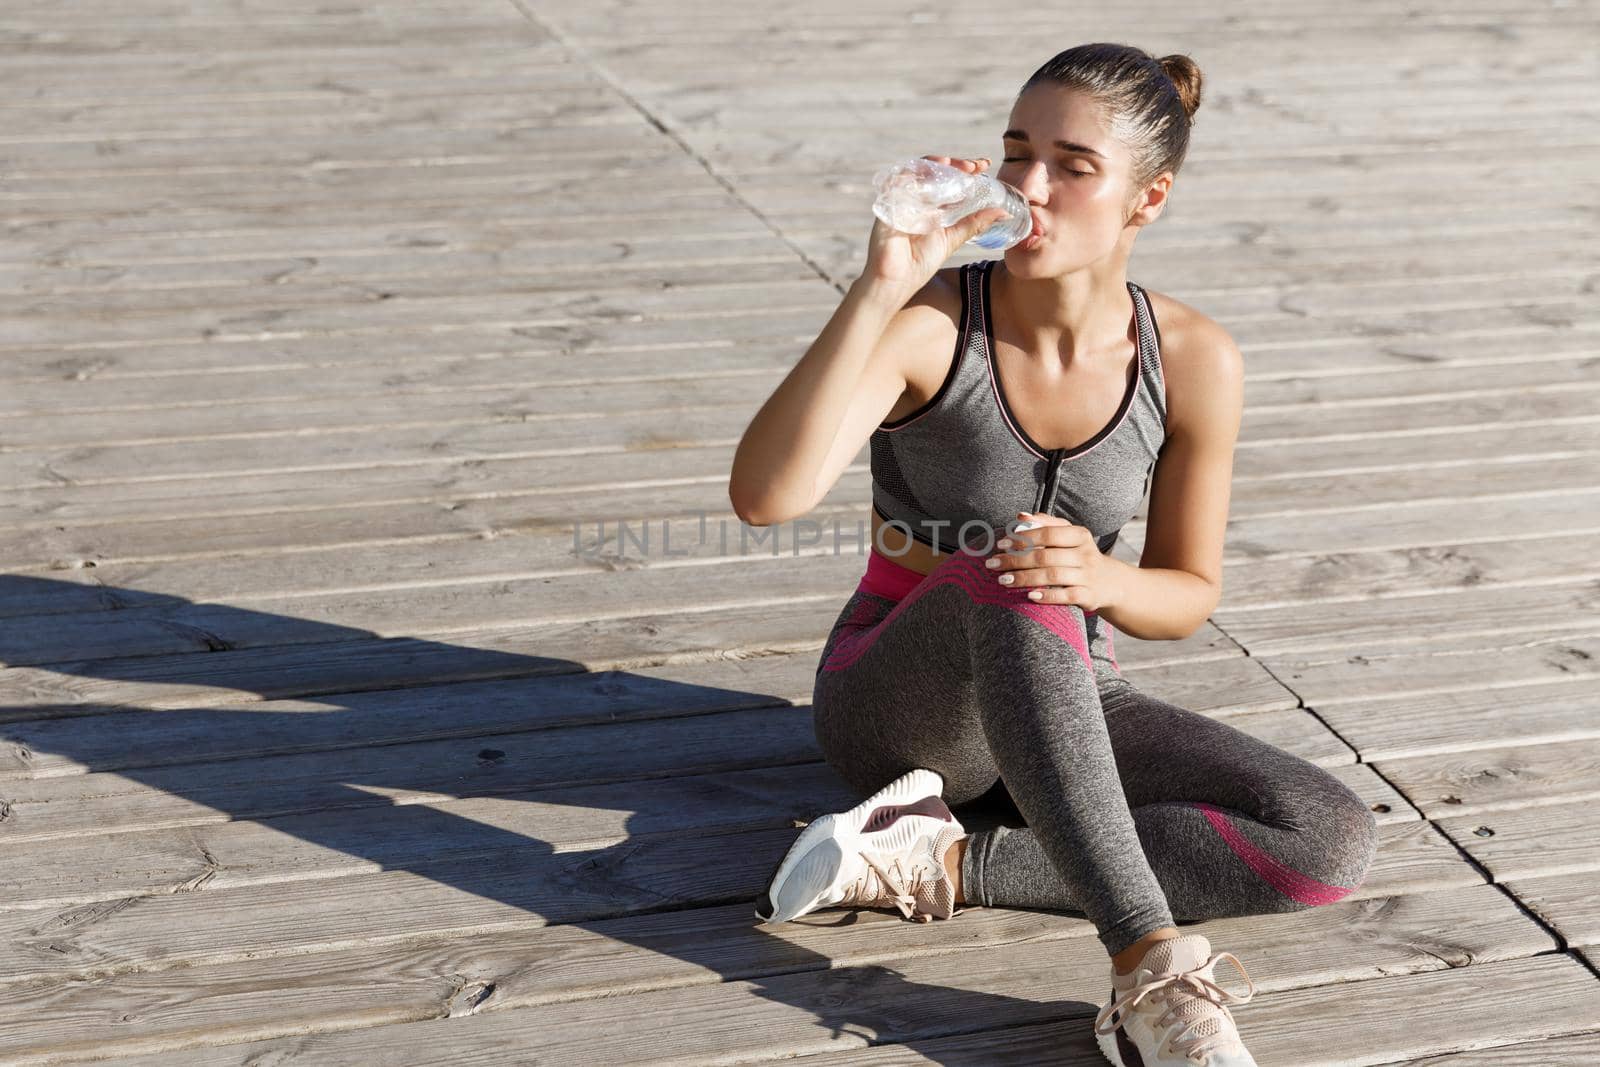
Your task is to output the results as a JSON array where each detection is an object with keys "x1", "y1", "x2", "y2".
[{"x1": 728, "y1": 44, "x2": 1378, "y2": 1067}]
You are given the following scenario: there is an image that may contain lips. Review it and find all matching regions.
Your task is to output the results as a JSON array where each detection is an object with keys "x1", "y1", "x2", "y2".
[{"x1": 1028, "y1": 213, "x2": 1046, "y2": 240}]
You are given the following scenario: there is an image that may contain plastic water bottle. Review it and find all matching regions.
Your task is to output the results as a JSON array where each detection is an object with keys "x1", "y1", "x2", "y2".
[{"x1": 870, "y1": 156, "x2": 1033, "y2": 251}]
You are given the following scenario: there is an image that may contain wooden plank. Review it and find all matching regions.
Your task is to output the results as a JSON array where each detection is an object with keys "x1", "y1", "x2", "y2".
[
  {"x1": 1369, "y1": 1030, "x2": 1600, "y2": 1067},
  {"x1": 0, "y1": 123, "x2": 684, "y2": 175},
  {"x1": 2, "y1": 322, "x2": 1595, "y2": 436},
  {"x1": 96, "y1": 949, "x2": 1596, "y2": 1066},
  {"x1": 0, "y1": 206, "x2": 783, "y2": 269},
  {"x1": 1373, "y1": 739, "x2": 1600, "y2": 817},
  {"x1": 7, "y1": 521, "x2": 1594, "y2": 669},
  {"x1": 0, "y1": 712, "x2": 1393, "y2": 911},
  {"x1": 0, "y1": 648, "x2": 1295, "y2": 775},
  {"x1": 1215, "y1": 579, "x2": 1600, "y2": 657},
  {"x1": 0, "y1": 240, "x2": 795, "y2": 299},
  {"x1": 1435, "y1": 799, "x2": 1600, "y2": 882},
  {"x1": 4, "y1": 465, "x2": 1595, "y2": 619},
  {"x1": 3, "y1": 531, "x2": 1587, "y2": 716},
  {"x1": 651, "y1": 74, "x2": 1599, "y2": 118},
  {"x1": 3, "y1": 136, "x2": 1593, "y2": 216},
  {"x1": 786, "y1": 958, "x2": 1600, "y2": 1067},
  {"x1": 0, "y1": 63, "x2": 607, "y2": 103},
  {"x1": 0, "y1": 708, "x2": 1374, "y2": 847},
  {"x1": 1276, "y1": 644, "x2": 1600, "y2": 760},
  {"x1": 0, "y1": 814, "x2": 1485, "y2": 995},
  {"x1": 1220, "y1": 530, "x2": 1600, "y2": 608},
  {"x1": 0, "y1": 47, "x2": 1588, "y2": 111},
  {"x1": 0, "y1": 588, "x2": 1248, "y2": 715},
  {"x1": 0, "y1": 550, "x2": 886, "y2": 667},
  {"x1": 2, "y1": 152, "x2": 1592, "y2": 237},
  {"x1": 1504, "y1": 870, "x2": 1600, "y2": 950},
  {"x1": 0, "y1": 403, "x2": 1587, "y2": 518},
  {"x1": 4, "y1": 441, "x2": 1597, "y2": 570},
  {"x1": 0, "y1": 275, "x2": 835, "y2": 346},
  {"x1": 1124, "y1": 485, "x2": 1600, "y2": 560},
  {"x1": 0, "y1": 309, "x2": 832, "y2": 387},
  {"x1": 0, "y1": 286, "x2": 1585, "y2": 389},
  {"x1": 0, "y1": 882, "x2": 1545, "y2": 1064},
  {"x1": 5, "y1": 502, "x2": 1595, "y2": 687},
  {"x1": 0, "y1": 262, "x2": 823, "y2": 337},
  {"x1": 0, "y1": 430, "x2": 1589, "y2": 569},
  {"x1": 1, "y1": 252, "x2": 1592, "y2": 373},
  {"x1": 0, "y1": 96, "x2": 657, "y2": 139},
  {"x1": 0, "y1": 381, "x2": 1595, "y2": 498}
]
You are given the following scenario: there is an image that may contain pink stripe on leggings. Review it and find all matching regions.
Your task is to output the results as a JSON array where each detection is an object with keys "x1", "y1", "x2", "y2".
[
  {"x1": 1191, "y1": 801, "x2": 1357, "y2": 906},
  {"x1": 823, "y1": 550, "x2": 1091, "y2": 673}
]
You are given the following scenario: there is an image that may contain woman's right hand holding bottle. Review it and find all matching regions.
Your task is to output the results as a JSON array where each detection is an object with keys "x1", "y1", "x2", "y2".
[{"x1": 855, "y1": 154, "x2": 1010, "y2": 307}]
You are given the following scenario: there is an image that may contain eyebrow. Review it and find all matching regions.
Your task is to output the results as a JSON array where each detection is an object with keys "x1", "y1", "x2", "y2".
[{"x1": 1001, "y1": 129, "x2": 1107, "y2": 159}]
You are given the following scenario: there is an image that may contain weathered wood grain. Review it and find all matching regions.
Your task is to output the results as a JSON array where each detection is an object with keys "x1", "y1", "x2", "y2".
[
  {"x1": 94, "y1": 953, "x2": 1599, "y2": 1067},
  {"x1": 2, "y1": 0, "x2": 1596, "y2": 1060},
  {"x1": 0, "y1": 883, "x2": 1546, "y2": 1064}
]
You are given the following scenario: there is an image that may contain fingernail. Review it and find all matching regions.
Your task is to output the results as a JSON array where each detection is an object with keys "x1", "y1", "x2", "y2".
[
  {"x1": 1027, "y1": 590, "x2": 1042, "y2": 600},
  {"x1": 984, "y1": 558, "x2": 999, "y2": 568},
  {"x1": 998, "y1": 574, "x2": 1014, "y2": 585},
  {"x1": 996, "y1": 539, "x2": 1012, "y2": 549}
]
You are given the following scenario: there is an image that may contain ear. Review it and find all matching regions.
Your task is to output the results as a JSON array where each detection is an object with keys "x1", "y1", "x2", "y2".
[{"x1": 1125, "y1": 171, "x2": 1174, "y2": 227}]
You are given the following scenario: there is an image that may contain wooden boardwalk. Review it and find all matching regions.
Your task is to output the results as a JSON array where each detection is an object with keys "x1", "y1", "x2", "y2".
[{"x1": 1, "y1": 0, "x2": 1598, "y2": 1062}]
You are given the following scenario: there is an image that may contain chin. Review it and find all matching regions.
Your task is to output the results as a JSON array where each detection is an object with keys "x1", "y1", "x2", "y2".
[{"x1": 1001, "y1": 249, "x2": 1048, "y2": 273}]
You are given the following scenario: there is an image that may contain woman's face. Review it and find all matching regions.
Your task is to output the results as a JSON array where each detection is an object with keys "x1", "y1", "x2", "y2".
[{"x1": 995, "y1": 84, "x2": 1141, "y2": 274}]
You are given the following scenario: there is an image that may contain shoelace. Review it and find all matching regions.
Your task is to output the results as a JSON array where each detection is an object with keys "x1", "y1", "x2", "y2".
[
  {"x1": 850, "y1": 849, "x2": 964, "y2": 923},
  {"x1": 1092, "y1": 951, "x2": 1258, "y2": 1061}
]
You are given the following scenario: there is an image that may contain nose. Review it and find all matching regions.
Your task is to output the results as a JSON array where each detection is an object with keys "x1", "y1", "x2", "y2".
[{"x1": 1011, "y1": 159, "x2": 1050, "y2": 204}]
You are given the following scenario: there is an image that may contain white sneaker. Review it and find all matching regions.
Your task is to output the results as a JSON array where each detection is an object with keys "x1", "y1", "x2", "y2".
[
  {"x1": 1094, "y1": 933, "x2": 1260, "y2": 1066},
  {"x1": 755, "y1": 768, "x2": 966, "y2": 925}
]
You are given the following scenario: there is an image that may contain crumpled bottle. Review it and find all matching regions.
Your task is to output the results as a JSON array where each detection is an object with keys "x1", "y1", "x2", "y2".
[{"x1": 870, "y1": 156, "x2": 1033, "y2": 251}]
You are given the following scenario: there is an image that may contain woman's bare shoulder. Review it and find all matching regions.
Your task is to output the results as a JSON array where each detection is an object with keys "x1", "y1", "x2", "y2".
[
  {"x1": 880, "y1": 267, "x2": 967, "y2": 419},
  {"x1": 1144, "y1": 288, "x2": 1240, "y2": 364},
  {"x1": 1141, "y1": 288, "x2": 1244, "y2": 433}
]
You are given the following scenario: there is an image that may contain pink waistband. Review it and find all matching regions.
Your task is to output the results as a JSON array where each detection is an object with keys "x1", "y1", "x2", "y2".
[
  {"x1": 856, "y1": 547, "x2": 1100, "y2": 617},
  {"x1": 859, "y1": 549, "x2": 930, "y2": 602}
]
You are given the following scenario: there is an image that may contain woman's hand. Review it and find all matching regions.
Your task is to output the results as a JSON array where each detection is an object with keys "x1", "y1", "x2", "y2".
[
  {"x1": 983, "y1": 512, "x2": 1126, "y2": 612},
  {"x1": 858, "y1": 154, "x2": 1010, "y2": 304}
]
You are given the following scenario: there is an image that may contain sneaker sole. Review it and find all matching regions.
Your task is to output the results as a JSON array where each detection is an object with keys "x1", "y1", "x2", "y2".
[
  {"x1": 1095, "y1": 1019, "x2": 1143, "y2": 1067},
  {"x1": 754, "y1": 767, "x2": 955, "y2": 924}
]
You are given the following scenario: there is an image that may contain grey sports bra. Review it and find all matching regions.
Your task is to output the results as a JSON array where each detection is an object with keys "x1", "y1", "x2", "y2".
[{"x1": 869, "y1": 258, "x2": 1169, "y2": 556}]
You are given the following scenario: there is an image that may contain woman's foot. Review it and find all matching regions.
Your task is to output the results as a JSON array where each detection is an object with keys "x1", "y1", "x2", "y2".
[
  {"x1": 754, "y1": 768, "x2": 968, "y2": 925},
  {"x1": 1093, "y1": 932, "x2": 1260, "y2": 1066}
]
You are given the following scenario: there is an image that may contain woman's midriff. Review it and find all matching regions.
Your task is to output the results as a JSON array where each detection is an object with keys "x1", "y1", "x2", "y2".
[
  {"x1": 861, "y1": 506, "x2": 971, "y2": 601},
  {"x1": 869, "y1": 506, "x2": 946, "y2": 576}
]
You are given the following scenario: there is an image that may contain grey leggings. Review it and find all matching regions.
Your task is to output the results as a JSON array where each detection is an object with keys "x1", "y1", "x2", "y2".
[{"x1": 812, "y1": 547, "x2": 1380, "y2": 958}]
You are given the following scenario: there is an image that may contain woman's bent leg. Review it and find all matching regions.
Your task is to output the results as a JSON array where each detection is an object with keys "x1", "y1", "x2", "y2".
[
  {"x1": 963, "y1": 681, "x2": 1380, "y2": 920},
  {"x1": 813, "y1": 549, "x2": 1174, "y2": 957}
]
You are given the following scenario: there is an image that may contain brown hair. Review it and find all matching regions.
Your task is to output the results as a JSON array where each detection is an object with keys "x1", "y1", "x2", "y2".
[{"x1": 1018, "y1": 43, "x2": 1203, "y2": 198}]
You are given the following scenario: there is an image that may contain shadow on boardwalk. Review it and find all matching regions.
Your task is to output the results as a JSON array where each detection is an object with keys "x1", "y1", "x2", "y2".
[{"x1": 0, "y1": 572, "x2": 1118, "y2": 1062}]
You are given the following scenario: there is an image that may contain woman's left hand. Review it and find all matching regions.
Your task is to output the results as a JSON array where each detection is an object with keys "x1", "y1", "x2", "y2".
[{"x1": 984, "y1": 511, "x2": 1125, "y2": 612}]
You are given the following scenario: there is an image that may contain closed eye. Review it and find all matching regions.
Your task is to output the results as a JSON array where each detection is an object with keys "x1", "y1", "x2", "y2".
[{"x1": 1002, "y1": 157, "x2": 1095, "y2": 177}]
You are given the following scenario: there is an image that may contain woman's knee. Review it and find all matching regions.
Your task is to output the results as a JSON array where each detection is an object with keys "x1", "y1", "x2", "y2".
[
  {"x1": 1329, "y1": 790, "x2": 1380, "y2": 887},
  {"x1": 1290, "y1": 786, "x2": 1380, "y2": 901},
  {"x1": 936, "y1": 764, "x2": 1003, "y2": 808}
]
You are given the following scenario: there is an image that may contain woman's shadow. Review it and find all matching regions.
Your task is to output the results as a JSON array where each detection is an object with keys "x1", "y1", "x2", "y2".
[{"x1": 0, "y1": 571, "x2": 1116, "y2": 1063}]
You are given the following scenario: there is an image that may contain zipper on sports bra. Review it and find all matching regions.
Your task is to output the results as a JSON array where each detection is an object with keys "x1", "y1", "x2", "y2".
[{"x1": 1033, "y1": 447, "x2": 1066, "y2": 514}]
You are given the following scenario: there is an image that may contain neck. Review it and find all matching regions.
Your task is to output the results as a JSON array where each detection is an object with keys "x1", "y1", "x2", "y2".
[{"x1": 992, "y1": 259, "x2": 1134, "y2": 367}]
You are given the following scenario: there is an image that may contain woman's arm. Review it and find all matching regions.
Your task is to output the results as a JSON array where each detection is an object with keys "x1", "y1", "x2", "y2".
[
  {"x1": 728, "y1": 276, "x2": 915, "y2": 527},
  {"x1": 729, "y1": 163, "x2": 1009, "y2": 526},
  {"x1": 1099, "y1": 315, "x2": 1245, "y2": 640}
]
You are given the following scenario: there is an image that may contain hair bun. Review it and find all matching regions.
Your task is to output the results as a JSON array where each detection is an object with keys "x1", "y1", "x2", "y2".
[{"x1": 1158, "y1": 53, "x2": 1203, "y2": 120}]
